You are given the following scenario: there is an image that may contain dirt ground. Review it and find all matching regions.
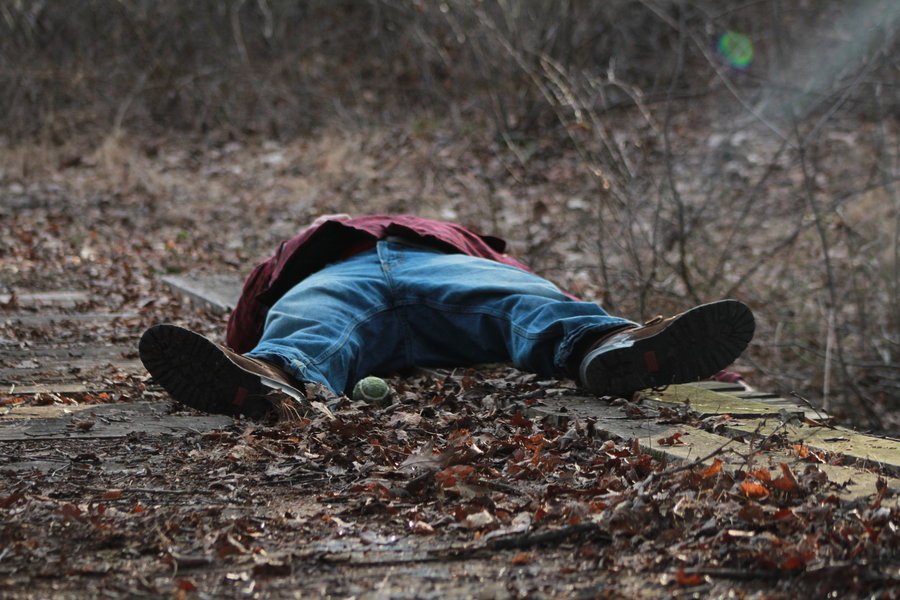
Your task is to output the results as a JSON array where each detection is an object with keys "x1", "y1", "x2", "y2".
[{"x1": 1, "y1": 120, "x2": 898, "y2": 599}]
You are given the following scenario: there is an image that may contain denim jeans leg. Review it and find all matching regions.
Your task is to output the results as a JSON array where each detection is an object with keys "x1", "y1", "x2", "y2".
[
  {"x1": 246, "y1": 248, "x2": 399, "y2": 395},
  {"x1": 247, "y1": 241, "x2": 635, "y2": 395},
  {"x1": 380, "y1": 242, "x2": 635, "y2": 377}
]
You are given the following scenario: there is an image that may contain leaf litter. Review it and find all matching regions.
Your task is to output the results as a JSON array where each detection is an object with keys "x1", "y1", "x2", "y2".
[
  {"x1": 1, "y1": 366, "x2": 897, "y2": 598},
  {"x1": 0, "y1": 138, "x2": 898, "y2": 598}
]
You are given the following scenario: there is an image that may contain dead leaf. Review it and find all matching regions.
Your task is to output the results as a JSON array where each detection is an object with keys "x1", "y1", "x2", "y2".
[
  {"x1": 740, "y1": 480, "x2": 770, "y2": 498},
  {"x1": 397, "y1": 439, "x2": 446, "y2": 473},
  {"x1": 657, "y1": 432, "x2": 685, "y2": 446},
  {"x1": 510, "y1": 411, "x2": 531, "y2": 428},
  {"x1": 0, "y1": 493, "x2": 25, "y2": 508},
  {"x1": 675, "y1": 568, "x2": 704, "y2": 586},
  {"x1": 780, "y1": 555, "x2": 808, "y2": 570},
  {"x1": 60, "y1": 503, "x2": 85, "y2": 522},
  {"x1": 747, "y1": 468, "x2": 771, "y2": 482},
  {"x1": 700, "y1": 458, "x2": 723, "y2": 479},
  {"x1": 482, "y1": 511, "x2": 533, "y2": 542},
  {"x1": 771, "y1": 463, "x2": 799, "y2": 493},
  {"x1": 435, "y1": 464, "x2": 476, "y2": 487},
  {"x1": 216, "y1": 533, "x2": 249, "y2": 558}
]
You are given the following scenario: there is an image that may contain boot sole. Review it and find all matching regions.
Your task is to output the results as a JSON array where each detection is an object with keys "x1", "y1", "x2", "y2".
[
  {"x1": 139, "y1": 324, "x2": 274, "y2": 418},
  {"x1": 579, "y1": 299, "x2": 755, "y2": 398}
]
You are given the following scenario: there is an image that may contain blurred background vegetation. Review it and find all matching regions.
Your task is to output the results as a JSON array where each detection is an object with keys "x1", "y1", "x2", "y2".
[
  {"x1": 3, "y1": 0, "x2": 896, "y2": 139},
  {"x1": 1, "y1": 0, "x2": 898, "y2": 428}
]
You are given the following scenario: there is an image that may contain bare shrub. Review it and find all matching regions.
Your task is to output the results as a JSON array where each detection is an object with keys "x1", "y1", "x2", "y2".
[{"x1": 435, "y1": 0, "x2": 900, "y2": 426}]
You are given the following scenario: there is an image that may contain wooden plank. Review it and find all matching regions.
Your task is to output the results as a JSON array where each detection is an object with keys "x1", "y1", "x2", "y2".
[
  {"x1": 735, "y1": 391, "x2": 783, "y2": 399},
  {"x1": 530, "y1": 395, "x2": 756, "y2": 464},
  {"x1": 688, "y1": 382, "x2": 830, "y2": 420},
  {"x1": 0, "y1": 290, "x2": 90, "y2": 307},
  {"x1": 642, "y1": 384, "x2": 804, "y2": 418},
  {"x1": 0, "y1": 344, "x2": 142, "y2": 383},
  {"x1": 161, "y1": 273, "x2": 243, "y2": 315},
  {"x1": 0, "y1": 400, "x2": 232, "y2": 440},
  {"x1": 0, "y1": 344, "x2": 135, "y2": 361},
  {"x1": 2, "y1": 382, "x2": 109, "y2": 395},
  {"x1": 1, "y1": 312, "x2": 138, "y2": 326},
  {"x1": 1, "y1": 401, "x2": 167, "y2": 421},
  {"x1": 690, "y1": 380, "x2": 748, "y2": 392},
  {"x1": 0, "y1": 359, "x2": 142, "y2": 382},
  {"x1": 1, "y1": 404, "x2": 101, "y2": 420},
  {"x1": 724, "y1": 420, "x2": 900, "y2": 476},
  {"x1": 527, "y1": 393, "x2": 898, "y2": 505},
  {"x1": 0, "y1": 413, "x2": 232, "y2": 440}
]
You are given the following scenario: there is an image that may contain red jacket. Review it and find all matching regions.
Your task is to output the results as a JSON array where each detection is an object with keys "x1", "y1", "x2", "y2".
[{"x1": 225, "y1": 215, "x2": 536, "y2": 353}]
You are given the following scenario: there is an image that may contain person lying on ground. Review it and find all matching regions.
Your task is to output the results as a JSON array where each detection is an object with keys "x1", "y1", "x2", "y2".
[{"x1": 139, "y1": 214, "x2": 755, "y2": 419}]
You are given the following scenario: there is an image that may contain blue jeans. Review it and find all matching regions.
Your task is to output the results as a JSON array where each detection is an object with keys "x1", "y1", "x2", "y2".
[{"x1": 247, "y1": 240, "x2": 634, "y2": 395}]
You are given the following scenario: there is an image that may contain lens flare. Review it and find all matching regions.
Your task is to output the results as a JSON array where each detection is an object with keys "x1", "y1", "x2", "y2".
[{"x1": 718, "y1": 31, "x2": 754, "y2": 69}]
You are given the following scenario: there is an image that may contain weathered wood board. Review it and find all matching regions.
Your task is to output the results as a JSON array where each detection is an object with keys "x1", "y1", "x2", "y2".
[
  {"x1": 0, "y1": 401, "x2": 232, "y2": 440},
  {"x1": 643, "y1": 386, "x2": 803, "y2": 418},
  {"x1": 724, "y1": 420, "x2": 900, "y2": 476},
  {"x1": 161, "y1": 273, "x2": 243, "y2": 315},
  {"x1": 644, "y1": 383, "x2": 825, "y2": 419},
  {"x1": 1, "y1": 312, "x2": 138, "y2": 326},
  {"x1": 530, "y1": 392, "x2": 899, "y2": 506},
  {"x1": 0, "y1": 344, "x2": 140, "y2": 385},
  {"x1": 0, "y1": 290, "x2": 90, "y2": 307},
  {"x1": 2, "y1": 382, "x2": 110, "y2": 395},
  {"x1": 0, "y1": 344, "x2": 136, "y2": 361},
  {"x1": 0, "y1": 358, "x2": 142, "y2": 382}
]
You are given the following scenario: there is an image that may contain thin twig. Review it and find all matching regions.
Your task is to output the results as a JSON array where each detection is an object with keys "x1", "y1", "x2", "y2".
[
  {"x1": 791, "y1": 115, "x2": 881, "y2": 426},
  {"x1": 660, "y1": 2, "x2": 698, "y2": 304},
  {"x1": 485, "y1": 521, "x2": 608, "y2": 550},
  {"x1": 75, "y1": 485, "x2": 202, "y2": 495},
  {"x1": 789, "y1": 392, "x2": 839, "y2": 429}
]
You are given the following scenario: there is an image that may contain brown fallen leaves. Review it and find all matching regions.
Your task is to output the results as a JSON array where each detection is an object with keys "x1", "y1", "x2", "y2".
[
  {"x1": 196, "y1": 367, "x2": 895, "y2": 591},
  {"x1": 0, "y1": 367, "x2": 897, "y2": 598},
  {"x1": 741, "y1": 463, "x2": 801, "y2": 498}
]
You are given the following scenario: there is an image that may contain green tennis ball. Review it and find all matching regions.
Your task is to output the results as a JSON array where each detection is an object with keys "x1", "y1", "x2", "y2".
[{"x1": 352, "y1": 376, "x2": 391, "y2": 404}]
